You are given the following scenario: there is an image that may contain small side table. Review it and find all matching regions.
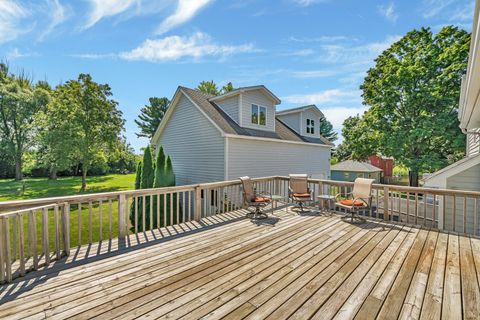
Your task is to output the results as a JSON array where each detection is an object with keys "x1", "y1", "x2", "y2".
[
  {"x1": 317, "y1": 195, "x2": 335, "y2": 213},
  {"x1": 271, "y1": 195, "x2": 286, "y2": 214}
]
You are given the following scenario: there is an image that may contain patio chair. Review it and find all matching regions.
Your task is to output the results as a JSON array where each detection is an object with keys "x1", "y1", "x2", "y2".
[
  {"x1": 239, "y1": 176, "x2": 271, "y2": 219},
  {"x1": 335, "y1": 178, "x2": 374, "y2": 222},
  {"x1": 288, "y1": 174, "x2": 313, "y2": 213}
]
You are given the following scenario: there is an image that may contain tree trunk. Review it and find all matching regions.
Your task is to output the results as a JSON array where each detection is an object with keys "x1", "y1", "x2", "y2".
[
  {"x1": 408, "y1": 170, "x2": 419, "y2": 187},
  {"x1": 81, "y1": 166, "x2": 87, "y2": 192},
  {"x1": 49, "y1": 167, "x2": 57, "y2": 180},
  {"x1": 14, "y1": 155, "x2": 22, "y2": 181}
]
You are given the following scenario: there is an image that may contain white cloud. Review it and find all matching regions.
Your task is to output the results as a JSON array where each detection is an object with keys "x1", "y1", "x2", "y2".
[
  {"x1": 282, "y1": 89, "x2": 361, "y2": 105},
  {"x1": 316, "y1": 35, "x2": 401, "y2": 64},
  {"x1": 283, "y1": 49, "x2": 315, "y2": 57},
  {"x1": 449, "y1": 1, "x2": 475, "y2": 22},
  {"x1": 5, "y1": 48, "x2": 31, "y2": 59},
  {"x1": 321, "y1": 106, "x2": 368, "y2": 129},
  {"x1": 83, "y1": 0, "x2": 139, "y2": 30},
  {"x1": 119, "y1": 32, "x2": 255, "y2": 62},
  {"x1": 291, "y1": 70, "x2": 338, "y2": 78},
  {"x1": 420, "y1": 0, "x2": 456, "y2": 18},
  {"x1": 156, "y1": 0, "x2": 213, "y2": 35},
  {"x1": 378, "y1": 2, "x2": 398, "y2": 23},
  {"x1": 291, "y1": 0, "x2": 330, "y2": 6},
  {"x1": 0, "y1": 0, "x2": 31, "y2": 43},
  {"x1": 38, "y1": 0, "x2": 69, "y2": 40}
]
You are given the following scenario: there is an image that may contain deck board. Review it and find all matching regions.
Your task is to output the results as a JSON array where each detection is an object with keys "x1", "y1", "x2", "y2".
[{"x1": 0, "y1": 207, "x2": 478, "y2": 320}]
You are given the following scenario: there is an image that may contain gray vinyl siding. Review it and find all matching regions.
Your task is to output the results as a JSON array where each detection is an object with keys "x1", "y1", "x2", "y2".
[
  {"x1": 156, "y1": 94, "x2": 225, "y2": 185},
  {"x1": 466, "y1": 129, "x2": 480, "y2": 156},
  {"x1": 277, "y1": 113, "x2": 300, "y2": 134},
  {"x1": 444, "y1": 163, "x2": 480, "y2": 235},
  {"x1": 226, "y1": 137, "x2": 330, "y2": 180},
  {"x1": 240, "y1": 90, "x2": 276, "y2": 132},
  {"x1": 216, "y1": 95, "x2": 239, "y2": 123}
]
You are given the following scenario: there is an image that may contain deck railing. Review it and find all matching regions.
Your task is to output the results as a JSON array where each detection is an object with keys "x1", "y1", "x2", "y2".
[{"x1": 0, "y1": 175, "x2": 479, "y2": 283}]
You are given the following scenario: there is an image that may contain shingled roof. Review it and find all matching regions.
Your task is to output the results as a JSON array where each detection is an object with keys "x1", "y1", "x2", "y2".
[
  {"x1": 331, "y1": 160, "x2": 382, "y2": 173},
  {"x1": 180, "y1": 86, "x2": 333, "y2": 146}
]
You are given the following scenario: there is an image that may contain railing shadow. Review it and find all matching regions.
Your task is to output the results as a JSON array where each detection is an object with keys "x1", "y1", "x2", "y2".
[{"x1": 0, "y1": 211, "x2": 248, "y2": 303}]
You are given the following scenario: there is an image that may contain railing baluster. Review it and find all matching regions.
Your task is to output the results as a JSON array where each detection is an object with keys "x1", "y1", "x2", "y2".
[
  {"x1": 134, "y1": 196, "x2": 138, "y2": 234},
  {"x1": 150, "y1": 195, "x2": 153, "y2": 231},
  {"x1": 453, "y1": 195, "x2": 457, "y2": 231},
  {"x1": 78, "y1": 202, "x2": 82, "y2": 246},
  {"x1": 108, "y1": 199, "x2": 112, "y2": 239},
  {"x1": 463, "y1": 196, "x2": 467, "y2": 234},
  {"x1": 406, "y1": 192, "x2": 410, "y2": 224},
  {"x1": 414, "y1": 193, "x2": 418, "y2": 225},
  {"x1": 170, "y1": 192, "x2": 174, "y2": 224},
  {"x1": 12, "y1": 215, "x2": 17, "y2": 262},
  {"x1": 142, "y1": 195, "x2": 146, "y2": 233},
  {"x1": 164, "y1": 193, "x2": 168, "y2": 224},
  {"x1": 433, "y1": 195, "x2": 436, "y2": 229},
  {"x1": 157, "y1": 193, "x2": 160, "y2": 228},
  {"x1": 99, "y1": 200, "x2": 103, "y2": 242},
  {"x1": 3, "y1": 217, "x2": 11, "y2": 282},
  {"x1": 54, "y1": 205, "x2": 60, "y2": 260},
  {"x1": 42, "y1": 208, "x2": 50, "y2": 265},
  {"x1": 62, "y1": 203, "x2": 70, "y2": 256},
  {"x1": 88, "y1": 202, "x2": 93, "y2": 244},
  {"x1": 183, "y1": 191, "x2": 186, "y2": 222},
  {"x1": 0, "y1": 218, "x2": 4, "y2": 283},
  {"x1": 18, "y1": 213, "x2": 25, "y2": 276},
  {"x1": 475, "y1": 198, "x2": 478, "y2": 236},
  {"x1": 423, "y1": 193, "x2": 427, "y2": 226}
]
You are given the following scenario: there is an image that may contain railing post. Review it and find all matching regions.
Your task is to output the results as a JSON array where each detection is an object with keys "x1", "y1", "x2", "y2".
[
  {"x1": 61, "y1": 203, "x2": 70, "y2": 256},
  {"x1": 118, "y1": 194, "x2": 126, "y2": 240},
  {"x1": 384, "y1": 186, "x2": 389, "y2": 221},
  {"x1": 195, "y1": 186, "x2": 202, "y2": 221}
]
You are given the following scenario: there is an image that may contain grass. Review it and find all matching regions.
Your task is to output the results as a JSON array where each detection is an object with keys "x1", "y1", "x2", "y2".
[
  {"x1": 0, "y1": 174, "x2": 135, "y2": 202},
  {"x1": 0, "y1": 174, "x2": 136, "y2": 253}
]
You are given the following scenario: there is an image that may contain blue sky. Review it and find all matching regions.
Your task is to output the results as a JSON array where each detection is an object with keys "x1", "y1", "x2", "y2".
[{"x1": 0, "y1": 0, "x2": 474, "y2": 152}]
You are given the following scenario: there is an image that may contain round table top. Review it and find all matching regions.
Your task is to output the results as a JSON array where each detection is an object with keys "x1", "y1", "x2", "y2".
[
  {"x1": 316, "y1": 194, "x2": 336, "y2": 200},
  {"x1": 271, "y1": 195, "x2": 285, "y2": 200}
]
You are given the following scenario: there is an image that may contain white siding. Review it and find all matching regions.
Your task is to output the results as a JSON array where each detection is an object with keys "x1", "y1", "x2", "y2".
[
  {"x1": 226, "y1": 137, "x2": 330, "y2": 180},
  {"x1": 277, "y1": 113, "x2": 300, "y2": 134},
  {"x1": 216, "y1": 95, "x2": 239, "y2": 123},
  {"x1": 156, "y1": 94, "x2": 225, "y2": 185},
  {"x1": 301, "y1": 109, "x2": 320, "y2": 137},
  {"x1": 240, "y1": 90, "x2": 276, "y2": 132},
  {"x1": 466, "y1": 129, "x2": 480, "y2": 156},
  {"x1": 444, "y1": 163, "x2": 480, "y2": 235}
]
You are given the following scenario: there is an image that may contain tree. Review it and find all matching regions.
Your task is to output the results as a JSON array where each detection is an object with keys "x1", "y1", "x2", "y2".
[
  {"x1": 35, "y1": 85, "x2": 75, "y2": 179},
  {"x1": 165, "y1": 155, "x2": 177, "y2": 224},
  {"x1": 340, "y1": 115, "x2": 376, "y2": 161},
  {"x1": 197, "y1": 80, "x2": 219, "y2": 95},
  {"x1": 140, "y1": 145, "x2": 154, "y2": 189},
  {"x1": 129, "y1": 160, "x2": 142, "y2": 227},
  {"x1": 135, "y1": 97, "x2": 170, "y2": 139},
  {"x1": 165, "y1": 155, "x2": 175, "y2": 187},
  {"x1": 221, "y1": 82, "x2": 235, "y2": 94},
  {"x1": 361, "y1": 26, "x2": 470, "y2": 186},
  {"x1": 0, "y1": 64, "x2": 50, "y2": 180},
  {"x1": 319, "y1": 115, "x2": 338, "y2": 142},
  {"x1": 53, "y1": 74, "x2": 124, "y2": 190},
  {"x1": 153, "y1": 146, "x2": 166, "y2": 188}
]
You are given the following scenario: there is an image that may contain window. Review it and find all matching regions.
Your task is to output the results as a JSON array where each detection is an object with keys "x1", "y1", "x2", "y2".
[
  {"x1": 306, "y1": 119, "x2": 315, "y2": 134},
  {"x1": 251, "y1": 104, "x2": 266, "y2": 126}
]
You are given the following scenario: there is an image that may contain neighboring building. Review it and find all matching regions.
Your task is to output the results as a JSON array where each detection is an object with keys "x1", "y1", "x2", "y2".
[
  {"x1": 331, "y1": 160, "x2": 383, "y2": 183},
  {"x1": 368, "y1": 155, "x2": 393, "y2": 177},
  {"x1": 151, "y1": 85, "x2": 333, "y2": 185}
]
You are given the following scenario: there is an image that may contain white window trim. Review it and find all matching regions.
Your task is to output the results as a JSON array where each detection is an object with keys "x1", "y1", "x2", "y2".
[
  {"x1": 250, "y1": 103, "x2": 267, "y2": 126},
  {"x1": 306, "y1": 118, "x2": 315, "y2": 135}
]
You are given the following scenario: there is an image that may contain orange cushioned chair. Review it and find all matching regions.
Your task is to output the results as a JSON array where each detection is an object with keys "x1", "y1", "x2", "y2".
[
  {"x1": 288, "y1": 174, "x2": 313, "y2": 213},
  {"x1": 335, "y1": 178, "x2": 374, "y2": 223},
  {"x1": 239, "y1": 176, "x2": 272, "y2": 219}
]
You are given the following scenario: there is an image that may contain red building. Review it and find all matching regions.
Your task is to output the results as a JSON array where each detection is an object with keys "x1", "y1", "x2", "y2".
[{"x1": 368, "y1": 155, "x2": 394, "y2": 177}]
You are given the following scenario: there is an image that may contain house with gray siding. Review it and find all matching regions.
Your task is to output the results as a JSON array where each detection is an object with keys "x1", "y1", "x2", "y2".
[{"x1": 151, "y1": 85, "x2": 333, "y2": 186}]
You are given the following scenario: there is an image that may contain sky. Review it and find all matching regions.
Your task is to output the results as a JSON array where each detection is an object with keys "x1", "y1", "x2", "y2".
[{"x1": 0, "y1": 0, "x2": 475, "y2": 152}]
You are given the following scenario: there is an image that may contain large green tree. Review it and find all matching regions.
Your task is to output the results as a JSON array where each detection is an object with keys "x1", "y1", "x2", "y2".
[
  {"x1": 359, "y1": 26, "x2": 470, "y2": 186},
  {"x1": 0, "y1": 64, "x2": 50, "y2": 180},
  {"x1": 53, "y1": 74, "x2": 125, "y2": 190},
  {"x1": 135, "y1": 97, "x2": 170, "y2": 139},
  {"x1": 319, "y1": 115, "x2": 338, "y2": 142}
]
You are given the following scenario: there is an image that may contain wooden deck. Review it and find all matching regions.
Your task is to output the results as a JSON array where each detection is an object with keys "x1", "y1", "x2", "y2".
[{"x1": 0, "y1": 207, "x2": 479, "y2": 320}]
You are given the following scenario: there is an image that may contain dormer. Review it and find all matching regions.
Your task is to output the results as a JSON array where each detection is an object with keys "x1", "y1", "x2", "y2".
[
  {"x1": 209, "y1": 85, "x2": 281, "y2": 132},
  {"x1": 276, "y1": 105, "x2": 324, "y2": 138}
]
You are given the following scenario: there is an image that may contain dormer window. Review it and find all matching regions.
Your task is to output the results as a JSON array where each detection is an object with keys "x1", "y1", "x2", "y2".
[
  {"x1": 251, "y1": 104, "x2": 266, "y2": 126},
  {"x1": 306, "y1": 119, "x2": 315, "y2": 134}
]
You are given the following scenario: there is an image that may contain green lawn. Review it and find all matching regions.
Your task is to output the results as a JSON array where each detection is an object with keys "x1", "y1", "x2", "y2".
[
  {"x1": 0, "y1": 174, "x2": 136, "y2": 252},
  {"x1": 0, "y1": 174, "x2": 135, "y2": 202}
]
